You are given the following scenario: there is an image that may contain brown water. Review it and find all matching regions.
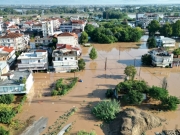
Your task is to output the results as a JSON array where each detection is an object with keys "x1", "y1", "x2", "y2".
[{"x1": 15, "y1": 42, "x2": 180, "y2": 135}]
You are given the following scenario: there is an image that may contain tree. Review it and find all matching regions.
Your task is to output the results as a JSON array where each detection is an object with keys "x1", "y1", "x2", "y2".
[
  {"x1": 0, "y1": 104, "x2": 16, "y2": 124},
  {"x1": 77, "y1": 130, "x2": 96, "y2": 135},
  {"x1": 89, "y1": 47, "x2": 97, "y2": 60},
  {"x1": 123, "y1": 90, "x2": 144, "y2": 105},
  {"x1": 173, "y1": 48, "x2": 180, "y2": 55},
  {"x1": 172, "y1": 20, "x2": 180, "y2": 37},
  {"x1": 85, "y1": 24, "x2": 95, "y2": 37},
  {"x1": 141, "y1": 54, "x2": 152, "y2": 66},
  {"x1": 160, "y1": 96, "x2": 180, "y2": 111},
  {"x1": 92, "y1": 100, "x2": 120, "y2": 122},
  {"x1": 160, "y1": 23, "x2": 172, "y2": 37},
  {"x1": 78, "y1": 59, "x2": 86, "y2": 71},
  {"x1": 147, "y1": 20, "x2": 160, "y2": 36},
  {"x1": 148, "y1": 86, "x2": 168, "y2": 100},
  {"x1": 79, "y1": 31, "x2": 88, "y2": 44},
  {"x1": 0, "y1": 94, "x2": 14, "y2": 104},
  {"x1": 124, "y1": 65, "x2": 137, "y2": 80},
  {"x1": 147, "y1": 37, "x2": 156, "y2": 48}
]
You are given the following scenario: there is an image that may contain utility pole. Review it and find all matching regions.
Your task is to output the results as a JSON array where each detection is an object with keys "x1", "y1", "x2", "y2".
[
  {"x1": 105, "y1": 57, "x2": 107, "y2": 70},
  {"x1": 119, "y1": 46, "x2": 120, "y2": 55}
]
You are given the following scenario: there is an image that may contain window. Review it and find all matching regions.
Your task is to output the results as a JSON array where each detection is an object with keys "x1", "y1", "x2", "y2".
[
  {"x1": 38, "y1": 60, "x2": 40, "y2": 63},
  {"x1": 71, "y1": 58, "x2": 73, "y2": 60},
  {"x1": 58, "y1": 58, "x2": 60, "y2": 60},
  {"x1": 65, "y1": 58, "x2": 67, "y2": 60}
]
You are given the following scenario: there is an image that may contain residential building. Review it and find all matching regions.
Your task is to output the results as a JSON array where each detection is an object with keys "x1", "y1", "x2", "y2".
[
  {"x1": 0, "y1": 70, "x2": 33, "y2": 95},
  {"x1": 60, "y1": 21, "x2": 72, "y2": 32},
  {"x1": 70, "y1": 16, "x2": 80, "y2": 21},
  {"x1": 57, "y1": 32, "x2": 78, "y2": 47},
  {"x1": 42, "y1": 20, "x2": 54, "y2": 37},
  {"x1": 0, "y1": 46, "x2": 16, "y2": 66},
  {"x1": 52, "y1": 44, "x2": 80, "y2": 72},
  {"x1": 11, "y1": 17, "x2": 20, "y2": 25},
  {"x1": 88, "y1": 22, "x2": 99, "y2": 27},
  {"x1": 0, "y1": 32, "x2": 28, "y2": 51},
  {"x1": 51, "y1": 18, "x2": 61, "y2": 31},
  {"x1": 149, "y1": 48, "x2": 173, "y2": 67},
  {"x1": 4, "y1": 21, "x2": 15, "y2": 29},
  {"x1": 156, "y1": 36, "x2": 176, "y2": 47},
  {"x1": 17, "y1": 49, "x2": 48, "y2": 71},
  {"x1": 0, "y1": 62, "x2": 9, "y2": 75},
  {"x1": 34, "y1": 36, "x2": 52, "y2": 46},
  {"x1": 32, "y1": 23, "x2": 42, "y2": 31},
  {"x1": 23, "y1": 21, "x2": 34, "y2": 30},
  {"x1": 7, "y1": 25, "x2": 20, "y2": 33}
]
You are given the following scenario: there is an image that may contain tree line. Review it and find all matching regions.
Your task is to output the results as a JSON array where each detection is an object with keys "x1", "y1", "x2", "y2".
[
  {"x1": 103, "y1": 10, "x2": 127, "y2": 19},
  {"x1": 84, "y1": 22, "x2": 143, "y2": 44}
]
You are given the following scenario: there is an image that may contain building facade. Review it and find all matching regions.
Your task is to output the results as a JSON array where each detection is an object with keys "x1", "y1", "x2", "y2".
[
  {"x1": 42, "y1": 20, "x2": 54, "y2": 37},
  {"x1": 17, "y1": 50, "x2": 48, "y2": 71}
]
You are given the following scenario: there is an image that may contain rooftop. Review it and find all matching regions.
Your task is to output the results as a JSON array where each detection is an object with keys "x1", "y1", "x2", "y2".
[
  {"x1": 0, "y1": 46, "x2": 14, "y2": 53},
  {"x1": 0, "y1": 70, "x2": 31, "y2": 86},
  {"x1": 57, "y1": 32, "x2": 78, "y2": 38},
  {"x1": 0, "y1": 32, "x2": 23, "y2": 39}
]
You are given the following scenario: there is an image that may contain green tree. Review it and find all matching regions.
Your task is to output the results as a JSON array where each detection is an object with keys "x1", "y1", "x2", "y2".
[
  {"x1": 147, "y1": 37, "x2": 156, "y2": 48},
  {"x1": 92, "y1": 100, "x2": 120, "y2": 122},
  {"x1": 85, "y1": 24, "x2": 95, "y2": 37},
  {"x1": 172, "y1": 20, "x2": 180, "y2": 37},
  {"x1": 147, "y1": 20, "x2": 160, "y2": 36},
  {"x1": 79, "y1": 31, "x2": 88, "y2": 44},
  {"x1": 124, "y1": 65, "x2": 137, "y2": 80},
  {"x1": 0, "y1": 104, "x2": 16, "y2": 124},
  {"x1": 123, "y1": 90, "x2": 144, "y2": 105},
  {"x1": 0, "y1": 126, "x2": 9, "y2": 135},
  {"x1": 148, "y1": 86, "x2": 168, "y2": 100},
  {"x1": 160, "y1": 23, "x2": 172, "y2": 37},
  {"x1": 141, "y1": 54, "x2": 152, "y2": 66},
  {"x1": 173, "y1": 48, "x2": 180, "y2": 55},
  {"x1": 89, "y1": 47, "x2": 97, "y2": 60},
  {"x1": 77, "y1": 130, "x2": 96, "y2": 135},
  {"x1": 160, "y1": 96, "x2": 180, "y2": 111},
  {"x1": 78, "y1": 59, "x2": 86, "y2": 71},
  {"x1": 0, "y1": 94, "x2": 14, "y2": 104}
]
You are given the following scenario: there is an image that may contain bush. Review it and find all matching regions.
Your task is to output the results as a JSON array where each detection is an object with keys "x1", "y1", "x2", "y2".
[
  {"x1": 147, "y1": 37, "x2": 156, "y2": 48},
  {"x1": 141, "y1": 54, "x2": 152, "y2": 66},
  {"x1": 15, "y1": 95, "x2": 27, "y2": 113},
  {"x1": 123, "y1": 90, "x2": 144, "y2": 105},
  {"x1": 51, "y1": 90, "x2": 58, "y2": 96},
  {"x1": 77, "y1": 130, "x2": 96, "y2": 135},
  {"x1": 105, "y1": 89, "x2": 114, "y2": 98},
  {"x1": 0, "y1": 126, "x2": 9, "y2": 135},
  {"x1": 78, "y1": 59, "x2": 86, "y2": 71},
  {"x1": 160, "y1": 96, "x2": 180, "y2": 111},
  {"x1": 148, "y1": 86, "x2": 168, "y2": 100},
  {"x1": 0, "y1": 104, "x2": 16, "y2": 124},
  {"x1": 0, "y1": 94, "x2": 15, "y2": 104},
  {"x1": 92, "y1": 100, "x2": 120, "y2": 122}
]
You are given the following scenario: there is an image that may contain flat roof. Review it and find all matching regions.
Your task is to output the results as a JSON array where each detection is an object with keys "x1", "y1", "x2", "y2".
[{"x1": 0, "y1": 70, "x2": 31, "y2": 86}]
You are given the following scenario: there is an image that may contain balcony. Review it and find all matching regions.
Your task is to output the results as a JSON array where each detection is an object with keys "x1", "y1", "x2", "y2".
[{"x1": 18, "y1": 63, "x2": 46, "y2": 68}]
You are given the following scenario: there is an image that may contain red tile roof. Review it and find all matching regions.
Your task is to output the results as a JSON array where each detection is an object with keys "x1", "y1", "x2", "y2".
[
  {"x1": 71, "y1": 20, "x2": 85, "y2": 24},
  {"x1": 8, "y1": 25, "x2": 18, "y2": 28},
  {"x1": 0, "y1": 46, "x2": 14, "y2": 53},
  {"x1": 0, "y1": 32, "x2": 23, "y2": 39},
  {"x1": 57, "y1": 32, "x2": 78, "y2": 38},
  {"x1": 36, "y1": 50, "x2": 47, "y2": 52},
  {"x1": 56, "y1": 44, "x2": 79, "y2": 50}
]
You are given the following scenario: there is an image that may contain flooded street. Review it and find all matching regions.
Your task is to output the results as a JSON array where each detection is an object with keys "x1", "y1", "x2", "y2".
[{"x1": 16, "y1": 41, "x2": 180, "y2": 135}]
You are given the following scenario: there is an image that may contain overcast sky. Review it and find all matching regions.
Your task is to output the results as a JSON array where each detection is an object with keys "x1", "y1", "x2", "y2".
[{"x1": 0, "y1": 0, "x2": 180, "y2": 5}]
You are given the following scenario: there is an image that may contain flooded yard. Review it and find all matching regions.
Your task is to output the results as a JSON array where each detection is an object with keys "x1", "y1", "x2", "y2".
[{"x1": 15, "y1": 41, "x2": 180, "y2": 135}]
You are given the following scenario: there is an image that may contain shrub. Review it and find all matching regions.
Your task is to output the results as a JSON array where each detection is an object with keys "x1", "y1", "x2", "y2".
[
  {"x1": 160, "y1": 96, "x2": 180, "y2": 111},
  {"x1": 0, "y1": 94, "x2": 15, "y2": 104},
  {"x1": 51, "y1": 90, "x2": 58, "y2": 96},
  {"x1": 92, "y1": 100, "x2": 120, "y2": 122},
  {"x1": 105, "y1": 89, "x2": 114, "y2": 98},
  {"x1": 77, "y1": 130, "x2": 96, "y2": 135},
  {"x1": 141, "y1": 54, "x2": 152, "y2": 66},
  {"x1": 78, "y1": 59, "x2": 86, "y2": 71},
  {"x1": 0, "y1": 126, "x2": 9, "y2": 135},
  {"x1": 0, "y1": 104, "x2": 16, "y2": 124},
  {"x1": 148, "y1": 86, "x2": 168, "y2": 100},
  {"x1": 15, "y1": 95, "x2": 27, "y2": 113},
  {"x1": 123, "y1": 90, "x2": 144, "y2": 105}
]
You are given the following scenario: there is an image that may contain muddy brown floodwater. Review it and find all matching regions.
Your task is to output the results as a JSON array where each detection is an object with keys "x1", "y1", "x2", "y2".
[{"x1": 15, "y1": 41, "x2": 180, "y2": 135}]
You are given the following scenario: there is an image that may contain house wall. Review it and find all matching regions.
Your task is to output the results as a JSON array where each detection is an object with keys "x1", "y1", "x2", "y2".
[
  {"x1": 25, "y1": 73, "x2": 33, "y2": 93},
  {"x1": 57, "y1": 36, "x2": 78, "y2": 46}
]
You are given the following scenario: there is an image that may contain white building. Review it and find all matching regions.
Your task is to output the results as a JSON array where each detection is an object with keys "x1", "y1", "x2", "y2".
[
  {"x1": 42, "y1": 20, "x2": 54, "y2": 37},
  {"x1": 11, "y1": 17, "x2": 20, "y2": 25},
  {"x1": 0, "y1": 46, "x2": 16, "y2": 67},
  {"x1": 7, "y1": 25, "x2": 20, "y2": 33},
  {"x1": 0, "y1": 32, "x2": 28, "y2": 51},
  {"x1": 156, "y1": 36, "x2": 176, "y2": 47},
  {"x1": 23, "y1": 21, "x2": 34, "y2": 30},
  {"x1": 51, "y1": 18, "x2": 61, "y2": 31},
  {"x1": 17, "y1": 49, "x2": 48, "y2": 71},
  {"x1": 0, "y1": 70, "x2": 33, "y2": 95},
  {"x1": 52, "y1": 44, "x2": 80, "y2": 72},
  {"x1": 57, "y1": 32, "x2": 78, "y2": 47},
  {"x1": 149, "y1": 48, "x2": 173, "y2": 67},
  {"x1": 32, "y1": 23, "x2": 42, "y2": 31}
]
